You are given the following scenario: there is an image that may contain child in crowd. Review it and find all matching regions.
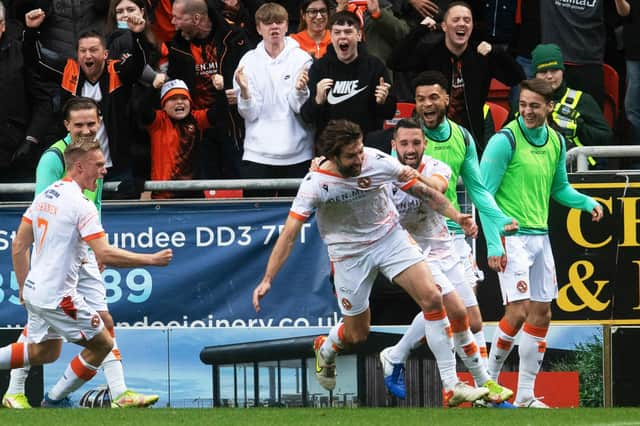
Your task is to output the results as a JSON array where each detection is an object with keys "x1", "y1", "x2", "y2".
[{"x1": 139, "y1": 76, "x2": 227, "y2": 199}]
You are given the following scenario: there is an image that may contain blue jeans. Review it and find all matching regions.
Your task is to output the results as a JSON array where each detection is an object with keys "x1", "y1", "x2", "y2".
[{"x1": 625, "y1": 60, "x2": 640, "y2": 144}]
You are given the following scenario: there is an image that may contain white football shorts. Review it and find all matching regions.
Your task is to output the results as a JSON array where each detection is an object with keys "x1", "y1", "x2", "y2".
[
  {"x1": 498, "y1": 234, "x2": 557, "y2": 305},
  {"x1": 333, "y1": 226, "x2": 425, "y2": 316}
]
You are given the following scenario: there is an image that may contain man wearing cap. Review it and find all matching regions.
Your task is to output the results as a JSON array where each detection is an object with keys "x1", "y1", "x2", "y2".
[
  {"x1": 531, "y1": 43, "x2": 612, "y2": 166},
  {"x1": 138, "y1": 76, "x2": 226, "y2": 199}
]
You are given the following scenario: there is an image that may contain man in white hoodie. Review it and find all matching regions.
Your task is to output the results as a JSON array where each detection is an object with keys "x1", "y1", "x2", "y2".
[{"x1": 234, "y1": 2, "x2": 313, "y2": 196}]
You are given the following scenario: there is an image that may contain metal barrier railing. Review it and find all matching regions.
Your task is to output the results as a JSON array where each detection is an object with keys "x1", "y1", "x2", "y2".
[
  {"x1": 566, "y1": 145, "x2": 640, "y2": 172},
  {"x1": 0, "y1": 179, "x2": 303, "y2": 195}
]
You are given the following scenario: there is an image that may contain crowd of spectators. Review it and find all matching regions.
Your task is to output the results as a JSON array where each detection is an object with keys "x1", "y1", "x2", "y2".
[{"x1": 0, "y1": 0, "x2": 636, "y2": 200}]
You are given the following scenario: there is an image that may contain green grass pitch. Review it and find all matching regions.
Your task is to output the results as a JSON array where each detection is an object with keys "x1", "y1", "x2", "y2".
[{"x1": 2, "y1": 408, "x2": 640, "y2": 426}]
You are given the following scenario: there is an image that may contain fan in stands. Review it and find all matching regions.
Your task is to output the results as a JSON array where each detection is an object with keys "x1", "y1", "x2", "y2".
[{"x1": 79, "y1": 387, "x2": 112, "y2": 408}]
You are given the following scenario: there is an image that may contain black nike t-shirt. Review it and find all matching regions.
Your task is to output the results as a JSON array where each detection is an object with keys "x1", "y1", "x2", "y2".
[{"x1": 301, "y1": 44, "x2": 397, "y2": 140}]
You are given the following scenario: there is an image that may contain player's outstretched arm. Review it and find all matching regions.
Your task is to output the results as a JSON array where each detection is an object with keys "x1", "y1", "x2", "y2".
[
  {"x1": 87, "y1": 236, "x2": 173, "y2": 268},
  {"x1": 253, "y1": 215, "x2": 305, "y2": 313},
  {"x1": 405, "y1": 181, "x2": 477, "y2": 237},
  {"x1": 11, "y1": 221, "x2": 35, "y2": 301}
]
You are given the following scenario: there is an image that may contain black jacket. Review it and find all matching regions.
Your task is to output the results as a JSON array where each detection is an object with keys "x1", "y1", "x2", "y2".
[
  {"x1": 166, "y1": 1, "x2": 253, "y2": 149},
  {"x1": 23, "y1": 27, "x2": 146, "y2": 174},
  {"x1": 301, "y1": 44, "x2": 397, "y2": 141},
  {"x1": 388, "y1": 25, "x2": 525, "y2": 153},
  {"x1": 0, "y1": 19, "x2": 29, "y2": 168}
]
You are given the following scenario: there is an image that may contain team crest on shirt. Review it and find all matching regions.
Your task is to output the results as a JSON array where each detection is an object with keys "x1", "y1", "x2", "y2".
[
  {"x1": 357, "y1": 177, "x2": 371, "y2": 188},
  {"x1": 186, "y1": 124, "x2": 196, "y2": 134},
  {"x1": 341, "y1": 298, "x2": 352, "y2": 311},
  {"x1": 91, "y1": 314, "x2": 101, "y2": 328},
  {"x1": 516, "y1": 280, "x2": 528, "y2": 293}
]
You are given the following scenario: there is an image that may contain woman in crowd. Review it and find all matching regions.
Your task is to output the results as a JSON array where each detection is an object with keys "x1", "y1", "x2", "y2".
[{"x1": 290, "y1": 0, "x2": 331, "y2": 60}]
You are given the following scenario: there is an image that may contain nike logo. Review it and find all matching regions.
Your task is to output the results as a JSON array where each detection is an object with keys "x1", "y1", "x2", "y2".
[{"x1": 327, "y1": 86, "x2": 368, "y2": 104}]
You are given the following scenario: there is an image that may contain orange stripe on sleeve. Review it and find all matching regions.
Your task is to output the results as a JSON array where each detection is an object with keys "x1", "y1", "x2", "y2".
[
  {"x1": 450, "y1": 317, "x2": 470, "y2": 333},
  {"x1": 22, "y1": 217, "x2": 32, "y2": 225},
  {"x1": 70, "y1": 356, "x2": 97, "y2": 381},
  {"x1": 288, "y1": 211, "x2": 308, "y2": 222},
  {"x1": 498, "y1": 318, "x2": 519, "y2": 337},
  {"x1": 523, "y1": 322, "x2": 548, "y2": 339},
  {"x1": 423, "y1": 309, "x2": 447, "y2": 321},
  {"x1": 83, "y1": 231, "x2": 106, "y2": 242},
  {"x1": 10, "y1": 343, "x2": 24, "y2": 369},
  {"x1": 400, "y1": 178, "x2": 418, "y2": 192}
]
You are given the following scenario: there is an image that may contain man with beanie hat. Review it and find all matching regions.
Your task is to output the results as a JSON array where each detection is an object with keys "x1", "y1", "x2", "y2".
[
  {"x1": 532, "y1": 43, "x2": 612, "y2": 166},
  {"x1": 138, "y1": 76, "x2": 227, "y2": 199}
]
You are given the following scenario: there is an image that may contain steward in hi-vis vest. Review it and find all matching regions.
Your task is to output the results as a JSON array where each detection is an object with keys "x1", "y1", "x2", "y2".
[{"x1": 530, "y1": 43, "x2": 612, "y2": 167}]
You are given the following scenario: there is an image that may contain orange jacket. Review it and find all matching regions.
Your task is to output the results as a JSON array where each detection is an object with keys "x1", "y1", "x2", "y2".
[{"x1": 290, "y1": 31, "x2": 331, "y2": 60}]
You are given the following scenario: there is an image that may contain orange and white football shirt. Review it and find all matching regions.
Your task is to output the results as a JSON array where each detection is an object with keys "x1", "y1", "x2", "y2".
[
  {"x1": 21, "y1": 178, "x2": 105, "y2": 309},
  {"x1": 390, "y1": 155, "x2": 454, "y2": 259},
  {"x1": 290, "y1": 147, "x2": 417, "y2": 261}
]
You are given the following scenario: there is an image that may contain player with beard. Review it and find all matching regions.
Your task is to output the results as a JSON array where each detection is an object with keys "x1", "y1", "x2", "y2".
[
  {"x1": 252, "y1": 119, "x2": 492, "y2": 407},
  {"x1": 379, "y1": 118, "x2": 515, "y2": 404},
  {"x1": 300, "y1": 10, "x2": 396, "y2": 142}
]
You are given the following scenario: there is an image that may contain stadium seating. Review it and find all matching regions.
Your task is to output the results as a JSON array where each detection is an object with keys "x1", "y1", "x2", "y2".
[
  {"x1": 384, "y1": 102, "x2": 416, "y2": 129},
  {"x1": 485, "y1": 101, "x2": 510, "y2": 132},
  {"x1": 602, "y1": 63, "x2": 619, "y2": 129},
  {"x1": 487, "y1": 79, "x2": 511, "y2": 111}
]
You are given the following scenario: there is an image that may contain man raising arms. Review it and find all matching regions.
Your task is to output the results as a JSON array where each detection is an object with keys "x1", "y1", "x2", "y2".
[
  {"x1": 252, "y1": 119, "x2": 489, "y2": 407},
  {"x1": 1, "y1": 139, "x2": 172, "y2": 407},
  {"x1": 379, "y1": 118, "x2": 515, "y2": 404},
  {"x1": 3, "y1": 98, "x2": 160, "y2": 409}
]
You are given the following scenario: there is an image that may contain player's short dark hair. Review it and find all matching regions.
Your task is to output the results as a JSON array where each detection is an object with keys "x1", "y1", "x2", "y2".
[
  {"x1": 412, "y1": 70, "x2": 449, "y2": 93},
  {"x1": 520, "y1": 78, "x2": 554, "y2": 103},
  {"x1": 64, "y1": 139, "x2": 102, "y2": 169},
  {"x1": 443, "y1": 1, "x2": 473, "y2": 20},
  {"x1": 318, "y1": 119, "x2": 363, "y2": 159},
  {"x1": 328, "y1": 10, "x2": 360, "y2": 29},
  {"x1": 393, "y1": 118, "x2": 423, "y2": 139},
  {"x1": 62, "y1": 97, "x2": 101, "y2": 121}
]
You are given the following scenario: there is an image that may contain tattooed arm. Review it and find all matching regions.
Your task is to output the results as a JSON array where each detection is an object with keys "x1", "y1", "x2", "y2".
[{"x1": 404, "y1": 181, "x2": 478, "y2": 237}]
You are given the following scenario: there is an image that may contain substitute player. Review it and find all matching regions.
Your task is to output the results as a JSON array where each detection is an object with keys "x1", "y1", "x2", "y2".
[
  {"x1": 379, "y1": 118, "x2": 515, "y2": 404},
  {"x1": 252, "y1": 119, "x2": 490, "y2": 407},
  {"x1": 381, "y1": 71, "x2": 518, "y2": 399},
  {"x1": 480, "y1": 78, "x2": 603, "y2": 408}
]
